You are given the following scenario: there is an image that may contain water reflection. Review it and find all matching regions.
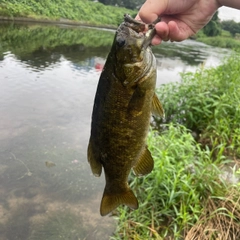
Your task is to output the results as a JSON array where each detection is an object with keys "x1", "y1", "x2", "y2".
[
  {"x1": 0, "y1": 52, "x2": 112, "y2": 239},
  {"x1": 0, "y1": 22, "x2": 230, "y2": 239}
]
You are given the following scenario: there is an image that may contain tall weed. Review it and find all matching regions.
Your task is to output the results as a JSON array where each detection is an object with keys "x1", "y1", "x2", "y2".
[
  {"x1": 112, "y1": 124, "x2": 227, "y2": 239},
  {"x1": 0, "y1": 0, "x2": 136, "y2": 26}
]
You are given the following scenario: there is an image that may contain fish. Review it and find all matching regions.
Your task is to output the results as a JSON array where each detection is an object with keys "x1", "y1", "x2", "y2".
[
  {"x1": 45, "y1": 161, "x2": 56, "y2": 168},
  {"x1": 87, "y1": 14, "x2": 164, "y2": 216}
]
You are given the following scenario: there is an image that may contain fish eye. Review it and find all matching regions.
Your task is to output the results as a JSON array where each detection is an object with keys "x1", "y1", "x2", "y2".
[{"x1": 116, "y1": 38, "x2": 126, "y2": 47}]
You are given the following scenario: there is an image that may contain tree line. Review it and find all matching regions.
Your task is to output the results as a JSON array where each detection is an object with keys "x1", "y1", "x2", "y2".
[
  {"x1": 221, "y1": 20, "x2": 240, "y2": 37},
  {"x1": 206, "y1": 11, "x2": 240, "y2": 37}
]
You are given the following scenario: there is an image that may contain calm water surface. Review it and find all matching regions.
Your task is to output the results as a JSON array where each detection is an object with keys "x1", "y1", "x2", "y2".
[{"x1": 0, "y1": 22, "x2": 230, "y2": 239}]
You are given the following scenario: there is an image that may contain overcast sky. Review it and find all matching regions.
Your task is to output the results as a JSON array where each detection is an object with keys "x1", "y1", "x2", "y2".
[{"x1": 218, "y1": 6, "x2": 240, "y2": 22}]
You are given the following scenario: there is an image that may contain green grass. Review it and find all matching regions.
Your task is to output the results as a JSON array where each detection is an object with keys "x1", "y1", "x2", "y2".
[
  {"x1": 0, "y1": 0, "x2": 136, "y2": 27},
  {"x1": 197, "y1": 36, "x2": 240, "y2": 49},
  {"x1": 192, "y1": 30, "x2": 240, "y2": 49},
  {"x1": 112, "y1": 52, "x2": 240, "y2": 239},
  {"x1": 156, "y1": 53, "x2": 240, "y2": 158},
  {"x1": 112, "y1": 124, "x2": 231, "y2": 239}
]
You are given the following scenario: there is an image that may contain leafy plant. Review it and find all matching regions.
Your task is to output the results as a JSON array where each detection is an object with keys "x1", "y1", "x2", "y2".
[
  {"x1": 112, "y1": 124, "x2": 230, "y2": 239},
  {"x1": 0, "y1": 0, "x2": 137, "y2": 27},
  {"x1": 156, "y1": 53, "x2": 240, "y2": 158},
  {"x1": 197, "y1": 36, "x2": 240, "y2": 48}
]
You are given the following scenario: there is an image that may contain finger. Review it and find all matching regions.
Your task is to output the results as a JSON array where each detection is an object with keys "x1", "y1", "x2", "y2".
[
  {"x1": 168, "y1": 21, "x2": 194, "y2": 41},
  {"x1": 154, "y1": 22, "x2": 169, "y2": 41},
  {"x1": 135, "y1": 13, "x2": 163, "y2": 45},
  {"x1": 138, "y1": 0, "x2": 168, "y2": 24},
  {"x1": 151, "y1": 35, "x2": 162, "y2": 45},
  {"x1": 135, "y1": 14, "x2": 141, "y2": 21}
]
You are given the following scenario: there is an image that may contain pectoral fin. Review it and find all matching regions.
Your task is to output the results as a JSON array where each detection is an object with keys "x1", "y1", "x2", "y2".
[
  {"x1": 87, "y1": 140, "x2": 102, "y2": 177},
  {"x1": 127, "y1": 86, "x2": 145, "y2": 117},
  {"x1": 152, "y1": 93, "x2": 164, "y2": 118},
  {"x1": 133, "y1": 147, "x2": 154, "y2": 176}
]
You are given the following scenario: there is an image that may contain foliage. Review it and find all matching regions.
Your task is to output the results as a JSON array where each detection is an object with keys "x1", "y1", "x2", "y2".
[
  {"x1": 193, "y1": 29, "x2": 240, "y2": 49},
  {"x1": 194, "y1": 12, "x2": 240, "y2": 48},
  {"x1": 203, "y1": 11, "x2": 221, "y2": 37},
  {"x1": 186, "y1": 187, "x2": 240, "y2": 239},
  {"x1": 112, "y1": 124, "x2": 231, "y2": 239},
  {"x1": 0, "y1": 0, "x2": 137, "y2": 27},
  {"x1": 197, "y1": 36, "x2": 240, "y2": 49},
  {"x1": 98, "y1": 0, "x2": 145, "y2": 10},
  {"x1": 191, "y1": 29, "x2": 205, "y2": 40},
  {"x1": 221, "y1": 20, "x2": 240, "y2": 37},
  {"x1": 156, "y1": 53, "x2": 240, "y2": 158}
]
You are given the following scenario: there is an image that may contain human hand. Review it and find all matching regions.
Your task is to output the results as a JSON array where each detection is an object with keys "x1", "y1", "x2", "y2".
[{"x1": 136, "y1": 0, "x2": 221, "y2": 45}]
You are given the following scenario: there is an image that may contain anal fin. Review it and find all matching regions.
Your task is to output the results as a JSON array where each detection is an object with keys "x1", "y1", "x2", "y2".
[
  {"x1": 133, "y1": 147, "x2": 154, "y2": 176},
  {"x1": 152, "y1": 93, "x2": 165, "y2": 118},
  {"x1": 87, "y1": 140, "x2": 102, "y2": 177}
]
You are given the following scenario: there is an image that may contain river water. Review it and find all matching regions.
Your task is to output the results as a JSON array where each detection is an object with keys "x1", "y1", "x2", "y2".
[{"x1": 0, "y1": 22, "x2": 230, "y2": 240}]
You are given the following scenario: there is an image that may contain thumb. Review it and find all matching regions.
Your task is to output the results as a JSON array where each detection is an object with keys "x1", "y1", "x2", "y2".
[
  {"x1": 138, "y1": 0, "x2": 167, "y2": 23},
  {"x1": 167, "y1": 20, "x2": 195, "y2": 41}
]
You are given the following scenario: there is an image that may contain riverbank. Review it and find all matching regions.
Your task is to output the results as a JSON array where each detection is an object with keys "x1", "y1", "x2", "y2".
[
  {"x1": 0, "y1": 16, "x2": 117, "y2": 30},
  {"x1": 196, "y1": 35, "x2": 240, "y2": 49},
  {"x1": 0, "y1": 0, "x2": 239, "y2": 50},
  {"x1": 1, "y1": 15, "x2": 240, "y2": 50},
  {"x1": 1, "y1": 14, "x2": 239, "y2": 240},
  {"x1": 0, "y1": 0, "x2": 136, "y2": 27}
]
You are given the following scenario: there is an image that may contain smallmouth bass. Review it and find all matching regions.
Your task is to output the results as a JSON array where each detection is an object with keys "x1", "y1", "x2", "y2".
[{"x1": 88, "y1": 14, "x2": 164, "y2": 216}]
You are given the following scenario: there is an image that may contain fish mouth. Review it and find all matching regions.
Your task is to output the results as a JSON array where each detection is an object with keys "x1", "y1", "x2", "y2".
[{"x1": 123, "y1": 14, "x2": 160, "y2": 49}]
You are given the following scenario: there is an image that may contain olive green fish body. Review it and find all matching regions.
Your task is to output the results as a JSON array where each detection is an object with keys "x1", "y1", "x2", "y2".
[{"x1": 88, "y1": 15, "x2": 164, "y2": 216}]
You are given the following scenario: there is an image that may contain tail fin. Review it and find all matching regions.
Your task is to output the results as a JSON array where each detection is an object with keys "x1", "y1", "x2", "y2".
[{"x1": 100, "y1": 187, "x2": 138, "y2": 216}]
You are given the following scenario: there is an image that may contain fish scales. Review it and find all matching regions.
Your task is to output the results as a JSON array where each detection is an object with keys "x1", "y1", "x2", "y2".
[{"x1": 87, "y1": 14, "x2": 164, "y2": 216}]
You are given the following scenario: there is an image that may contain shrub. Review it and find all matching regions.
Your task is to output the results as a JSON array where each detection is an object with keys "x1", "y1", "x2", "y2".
[
  {"x1": 112, "y1": 124, "x2": 229, "y2": 239},
  {"x1": 0, "y1": 0, "x2": 136, "y2": 26},
  {"x1": 197, "y1": 36, "x2": 240, "y2": 48},
  {"x1": 156, "y1": 53, "x2": 240, "y2": 157}
]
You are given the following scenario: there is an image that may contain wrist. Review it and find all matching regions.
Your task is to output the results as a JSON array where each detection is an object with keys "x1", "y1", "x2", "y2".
[
  {"x1": 217, "y1": 0, "x2": 240, "y2": 9},
  {"x1": 216, "y1": 0, "x2": 223, "y2": 7}
]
